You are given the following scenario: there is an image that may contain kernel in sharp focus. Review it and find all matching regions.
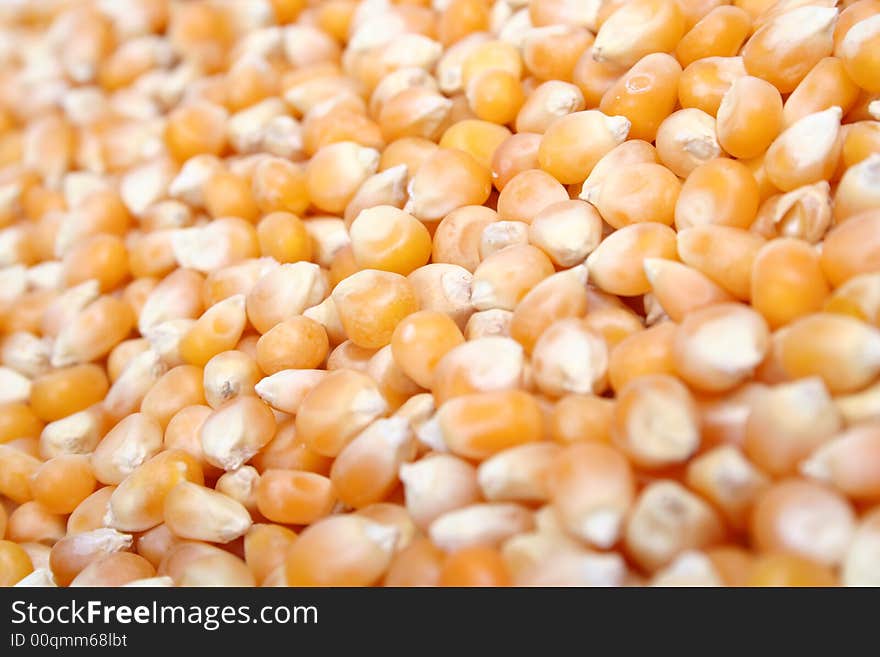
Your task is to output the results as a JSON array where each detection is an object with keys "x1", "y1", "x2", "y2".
[{"x1": 0, "y1": 0, "x2": 878, "y2": 590}]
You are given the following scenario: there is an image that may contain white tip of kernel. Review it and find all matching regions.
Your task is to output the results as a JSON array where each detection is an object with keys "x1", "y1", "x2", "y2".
[
  {"x1": 489, "y1": 0, "x2": 514, "y2": 34},
  {"x1": 827, "y1": 105, "x2": 843, "y2": 121},
  {"x1": 351, "y1": 386, "x2": 389, "y2": 419},
  {"x1": 469, "y1": 279, "x2": 497, "y2": 310},
  {"x1": 690, "y1": 313, "x2": 767, "y2": 375},
  {"x1": 437, "y1": 66, "x2": 463, "y2": 95},
  {"x1": 235, "y1": 26, "x2": 284, "y2": 60},
  {"x1": 800, "y1": 448, "x2": 832, "y2": 483},
  {"x1": 396, "y1": 35, "x2": 444, "y2": 70},
  {"x1": 643, "y1": 257, "x2": 669, "y2": 285},
  {"x1": 14, "y1": 569, "x2": 57, "y2": 588},
  {"x1": 353, "y1": 145, "x2": 380, "y2": 173},
  {"x1": 120, "y1": 158, "x2": 174, "y2": 217},
  {"x1": 775, "y1": 106, "x2": 842, "y2": 169},
  {"x1": 169, "y1": 154, "x2": 224, "y2": 207},
  {"x1": 851, "y1": 153, "x2": 880, "y2": 186},
  {"x1": 0, "y1": 366, "x2": 31, "y2": 404},
  {"x1": 762, "y1": 6, "x2": 838, "y2": 49},
  {"x1": 415, "y1": 415, "x2": 447, "y2": 452},
  {"x1": 378, "y1": 416, "x2": 413, "y2": 448},
  {"x1": 398, "y1": 462, "x2": 418, "y2": 487},
  {"x1": 348, "y1": 15, "x2": 405, "y2": 53},
  {"x1": 49, "y1": 335, "x2": 80, "y2": 369},
  {"x1": 123, "y1": 576, "x2": 175, "y2": 587},
  {"x1": 171, "y1": 225, "x2": 231, "y2": 273},
  {"x1": 475, "y1": 461, "x2": 505, "y2": 501},
  {"x1": 67, "y1": 61, "x2": 96, "y2": 85},
  {"x1": 498, "y1": 9, "x2": 534, "y2": 48},
  {"x1": 254, "y1": 376, "x2": 280, "y2": 407},
  {"x1": 0, "y1": 264, "x2": 26, "y2": 308},
  {"x1": 363, "y1": 520, "x2": 400, "y2": 554},
  {"x1": 412, "y1": 94, "x2": 455, "y2": 134},
  {"x1": 63, "y1": 171, "x2": 111, "y2": 208},
  {"x1": 261, "y1": 115, "x2": 304, "y2": 159},
  {"x1": 866, "y1": 329, "x2": 880, "y2": 370},
  {"x1": 544, "y1": 85, "x2": 584, "y2": 117},
  {"x1": 111, "y1": 432, "x2": 159, "y2": 480},
  {"x1": 353, "y1": 165, "x2": 408, "y2": 211},
  {"x1": 39, "y1": 408, "x2": 104, "y2": 459},
  {"x1": 682, "y1": 133, "x2": 722, "y2": 160},
  {"x1": 627, "y1": 393, "x2": 700, "y2": 465},
  {"x1": 62, "y1": 86, "x2": 109, "y2": 125},
  {"x1": 566, "y1": 263, "x2": 590, "y2": 286},
  {"x1": 579, "y1": 508, "x2": 623, "y2": 549},
  {"x1": 652, "y1": 551, "x2": 723, "y2": 587},
  {"x1": 47, "y1": 279, "x2": 100, "y2": 327},
  {"x1": 140, "y1": 320, "x2": 192, "y2": 367},
  {"x1": 428, "y1": 503, "x2": 534, "y2": 552},
  {"x1": 1, "y1": 331, "x2": 52, "y2": 379},
  {"x1": 459, "y1": 337, "x2": 525, "y2": 391},
  {"x1": 26, "y1": 261, "x2": 63, "y2": 291},
  {"x1": 603, "y1": 114, "x2": 631, "y2": 143},
  {"x1": 842, "y1": 516, "x2": 880, "y2": 586},
  {"x1": 87, "y1": 528, "x2": 134, "y2": 553},
  {"x1": 227, "y1": 98, "x2": 287, "y2": 154}
]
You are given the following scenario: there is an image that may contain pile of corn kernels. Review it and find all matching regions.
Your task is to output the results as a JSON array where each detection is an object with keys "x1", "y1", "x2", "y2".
[{"x1": 0, "y1": 0, "x2": 879, "y2": 587}]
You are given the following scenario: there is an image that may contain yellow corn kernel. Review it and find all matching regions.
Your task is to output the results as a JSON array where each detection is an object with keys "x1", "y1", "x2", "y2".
[
  {"x1": 435, "y1": 389, "x2": 543, "y2": 460},
  {"x1": 496, "y1": 169, "x2": 568, "y2": 225},
  {"x1": 716, "y1": 76, "x2": 783, "y2": 159},
  {"x1": 330, "y1": 417, "x2": 416, "y2": 509},
  {"x1": 30, "y1": 364, "x2": 110, "y2": 423},
  {"x1": 106, "y1": 450, "x2": 204, "y2": 533},
  {"x1": 741, "y1": 5, "x2": 837, "y2": 93},
  {"x1": 178, "y1": 295, "x2": 247, "y2": 367},
  {"x1": 751, "y1": 479, "x2": 854, "y2": 567},
  {"x1": 840, "y1": 14, "x2": 880, "y2": 93},
  {"x1": 675, "y1": 6, "x2": 752, "y2": 67},
  {"x1": 531, "y1": 319, "x2": 609, "y2": 397},
  {"x1": 405, "y1": 148, "x2": 492, "y2": 222},
  {"x1": 783, "y1": 57, "x2": 861, "y2": 128},
  {"x1": 255, "y1": 316, "x2": 330, "y2": 374},
  {"x1": 677, "y1": 55, "x2": 746, "y2": 116},
  {"x1": 820, "y1": 209, "x2": 880, "y2": 286},
  {"x1": 471, "y1": 244, "x2": 555, "y2": 311},
  {"x1": 538, "y1": 110, "x2": 630, "y2": 184},
  {"x1": 745, "y1": 377, "x2": 841, "y2": 477},
  {"x1": 655, "y1": 108, "x2": 721, "y2": 178},
  {"x1": 677, "y1": 224, "x2": 765, "y2": 300},
  {"x1": 349, "y1": 206, "x2": 432, "y2": 275},
  {"x1": 764, "y1": 106, "x2": 843, "y2": 191},
  {"x1": 833, "y1": 154, "x2": 880, "y2": 223},
  {"x1": 673, "y1": 302, "x2": 770, "y2": 392},
  {"x1": 750, "y1": 238, "x2": 830, "y2": 328},
  {"x1": 285, "y1": 515, "x2": 397, "y2": 586},
  {"x1": 593, "y1": 0, "x2": 686, "y2": 69},
  {"x1": 587, "y1": 222, "x2": 678, "y2": 296},
  {"x1": 295, "y1": 369, "x2": 388, "y2": 457},
  {"x1": 163, "y1": 481, "x2": 251, "y2": 543},
  {"x1": 465, "y1": 69, "x2": 525, "y2": 126},
  {"x1": 516, "y1": 82, "x2": 585, "y2": 135},
  {"x1": 332, "y1": 269, "x2": 420, "y2": 349},
  {"x1": 600, "y1": 53, "x2": 682, "y2": 142},
  {"x1": 776, "y1": 312, "x2": 880, "y2": 393}
]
